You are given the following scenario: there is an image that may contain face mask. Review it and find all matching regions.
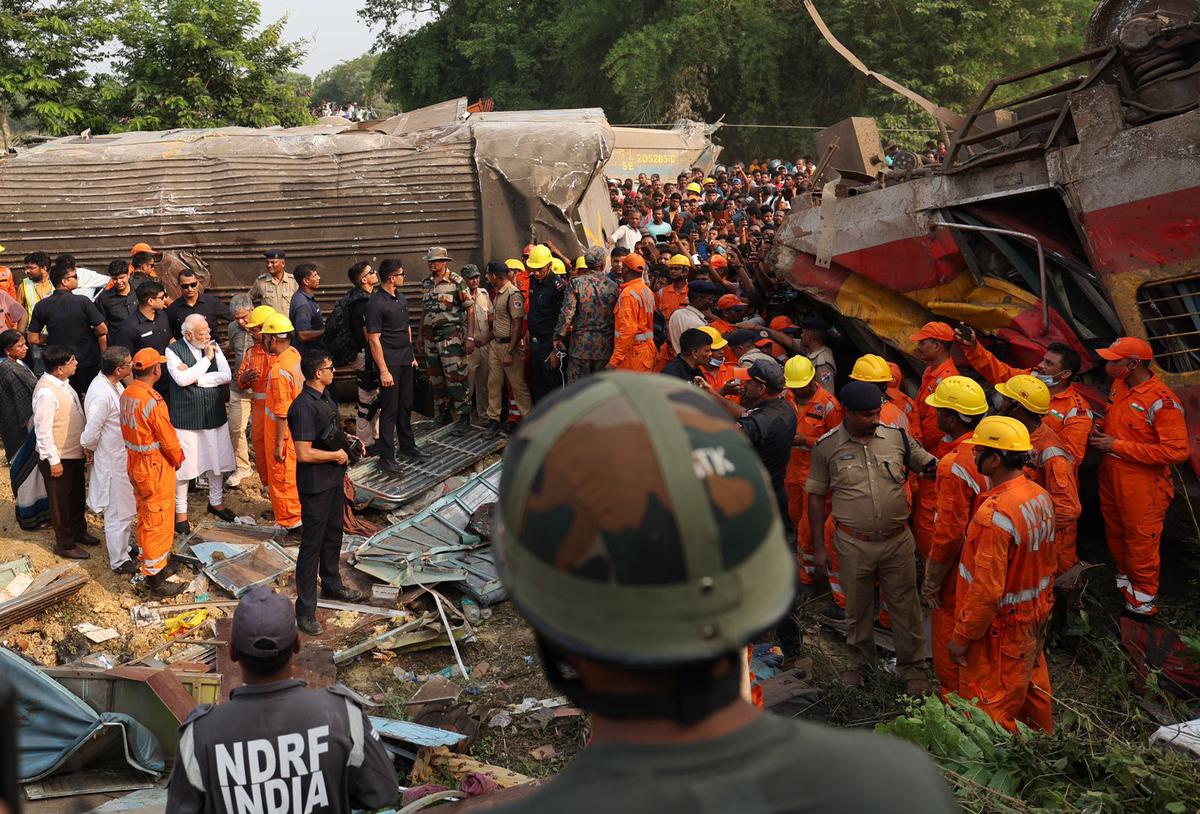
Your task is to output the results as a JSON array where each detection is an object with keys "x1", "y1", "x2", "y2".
[
  {"x1": 1110, "y1": 362, "x2": 1134, "y2": 380},
  {"x1": 1033, "y1": 372, "x2": 1060, "y2": 386}
]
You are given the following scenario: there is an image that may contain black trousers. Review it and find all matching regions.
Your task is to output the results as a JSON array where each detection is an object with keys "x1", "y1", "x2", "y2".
[
  {"x1": 296, "y1": 486, "x2": 344, "y2": 620},
  {"x1": 376, "y1": 362, "x2": 416, "y2": 458},
  {"x1": 36, "y1": 458, "x2": 86, "y2": 552},
  {"x1": 528, "y1": 335, "x2": 563, "y2": 404}
]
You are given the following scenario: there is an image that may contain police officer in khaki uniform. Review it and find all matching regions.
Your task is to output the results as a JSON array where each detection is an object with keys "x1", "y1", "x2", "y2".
[
  {"x1": 807, "y1": 380, "x2": 937, "y2": 695},
  {"x1": 249, "y1": 249, "x2": 300, "y2": 317},
  {"x1": 483, "y1": 260, "x2": 531, "y2": 436}
]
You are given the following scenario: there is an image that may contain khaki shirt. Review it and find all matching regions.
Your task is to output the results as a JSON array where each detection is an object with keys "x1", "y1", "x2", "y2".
[
  {"x1": 806, "y1": 423, "x2": 935, "y2": 533},
  {"x1": 250, "y1": 271, "x2": 299, "y2": 316},
  {"x1": 470, "y1": 288, "x2": 493, "y2": 343},
  {"x1": 492, "y1": 281, "x2": 524, "y2": 341},
  {"x1": 808, "y1": 345, "x2": 837, "y2": 392},
  {"x1": 738, "y1": 347, "x2": 776, "y2": 369}
]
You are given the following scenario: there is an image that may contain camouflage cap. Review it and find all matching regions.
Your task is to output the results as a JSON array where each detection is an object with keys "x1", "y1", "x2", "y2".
[
  {"x1": 460, "y1": 263, "x2": 480, "y2": 279},
  {"x1": 583, "y1": 246, "x2": 606, "y2": 269},
  {"x1": 496, "y1": 372, "x2": 794, "y2": 666}
]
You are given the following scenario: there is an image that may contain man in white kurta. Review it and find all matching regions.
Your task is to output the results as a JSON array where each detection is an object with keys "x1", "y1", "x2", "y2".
[
  {"x1": 166, "y1": 314, "x2": 236, "y2": 532},
  {"x1": 81, "y1": 346, "x2": 137, "y2": 573}
]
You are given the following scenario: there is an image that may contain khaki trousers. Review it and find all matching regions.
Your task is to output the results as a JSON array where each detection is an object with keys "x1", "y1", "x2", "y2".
[
  {"x1": 227, "y1": 388, "x2": 251, "y2": 475},
  {"x1": 833, "y1": 526, "x2": 927, "y2": 680},
  {"x1": 485, "y1": 341, "x2": 531, "y2": 421},
  {"x1": 466, "y1": 346, "x2": 490, "y2": 422}
]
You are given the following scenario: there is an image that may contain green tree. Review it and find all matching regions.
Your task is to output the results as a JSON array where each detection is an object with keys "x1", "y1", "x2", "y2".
[
  {"x1": 0, "y1": 0, "x2": 118, "y2": 140},
  {"x1": 99, "y1": 0, "x2": 313, "y2": 131},
  {"x1": 312, "y1": 53, "x2": 386, "y2": 108}
]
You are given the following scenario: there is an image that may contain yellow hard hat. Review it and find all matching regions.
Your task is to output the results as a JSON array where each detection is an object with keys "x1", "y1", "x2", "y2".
[
  {"x1": 505, "y1": 258, "x2": 526, "y2": 273},
  {"x1": 924, "y1": 375, "x2": 988, "y2": 415},
  {"x1": 995, "y1": 374, "x2": 1051, "y2": 415},
  {"x1": 245, "y1": 305, "x2": 276, "y2": 329},
  {"x1": 574, "y1": 255, "x2": 588, "y2": 270},
  {"x1": 849, "y1": 354, "x2": 891, "y2": 383},
  {"x1": 703, "y1": 177, "x2": 716, "y2": 185},
  {"x1": 698, "y1": 325, "x2": 727, "y2": 350},
  {"x1": 784, "y1": 355, "x2": 815, "y2": 389},
  {"x1": 550, "y1": 257, "x2": 567, "y2": 275},
  {"x1": 260, "y1": 313, "x2": 295, "y2": 335},
  {"x1": 667, "y1": 254, "x2": 692, "y2": 267},
  {"x1": 686, "y1": 182, "x2": 703, "y2": 194},
  {"x1": 526, "y1": 245, "x2": 552, "y2": 270},
  {"x1": 965, "y1": 415, "x2": 1032, "y2": 452}
]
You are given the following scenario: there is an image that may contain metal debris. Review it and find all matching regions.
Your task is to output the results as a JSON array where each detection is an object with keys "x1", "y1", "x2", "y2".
[
  {"x1": 204, "y1": 540, "x2": 295, "y2": 597},
  {"x1": 0, "y1": 564, "x2": 88, "y2": 629},
  {"x1": 349, "y1": 425, "x2": 504, "y2": 510}
]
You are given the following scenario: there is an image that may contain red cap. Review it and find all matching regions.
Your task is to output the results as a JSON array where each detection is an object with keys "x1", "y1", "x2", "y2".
[
  {"x1": 131, "y1": 348, "x2": 166, "y2": 370},
  {"x1": 622, "y1": 254, "x2": 646, "y2": 273},
  {"x1": 710, "y1": 254, "x2": 729, "y2": 270},
  {"x1": 716, "y1": 294, "x2": 745, "y2": 310},
  {"x1": 910, "y1": 321, "x2": 955, "y2": 342},
  {"x1": 769, "y1": 316, "x2": 794, "y2": 331},
  {"x1": 1097, "y1": 336, "x2": 1153, "y2": 361}
]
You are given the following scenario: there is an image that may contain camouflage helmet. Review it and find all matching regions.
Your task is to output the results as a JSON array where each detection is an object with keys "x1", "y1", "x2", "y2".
[{"x1": 496, "y1": 372, "x2": 793, "y2": 666}]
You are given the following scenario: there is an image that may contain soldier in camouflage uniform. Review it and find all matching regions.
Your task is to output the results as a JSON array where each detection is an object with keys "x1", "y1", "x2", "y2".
[
  {"x1": 419, "y1": 246, "x2": 475, "y2": 436},
  {"x1": 553, "y1": 246, "x2": 618, "y2": 383},
  {"x1": 489, "y1": 373, "x2": 958, "y2": 814}
]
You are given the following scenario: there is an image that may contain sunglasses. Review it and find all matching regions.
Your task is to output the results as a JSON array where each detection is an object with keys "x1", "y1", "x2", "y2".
[{"x1": 180, "y1": 282, "x2": 199, "y2": 289}]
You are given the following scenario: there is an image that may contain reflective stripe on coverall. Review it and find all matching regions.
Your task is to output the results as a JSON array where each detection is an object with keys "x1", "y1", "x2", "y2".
[
  {"x1": 784, "y1": 387, "x2": 842, "y2": 597},
  {"x1": 1098, "y1": 375, "x2": 1187, "y2": 615},
  {"x1": 913, "y1": 358, "x2": 958, "y2": 558},
  {"x1": 1027, "y1": 423, "x2": 1082, "y2": 577},
  {"x1": 238, "y1": 344, "x2": 273, "y2": 489},
  {"x1": 609, "y1": 278, "x2": 657, "y2": 372},
  {"x1": 928, "y1": 433, "x2": 987, "y2": 697},
  {"x1": 954, "y1": 475, "x2": 1056, "y2": 733},
  {"x1": 119, "y1": 379, "x2": 184, "y2": 577},
  {"x1": 264, "y1": 346, "x2": 303, "y2": 529}
]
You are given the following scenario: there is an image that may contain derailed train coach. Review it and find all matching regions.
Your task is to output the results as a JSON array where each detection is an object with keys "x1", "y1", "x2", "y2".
[
  {"x1": 772, "y1": 0, "x2": 1200, "y2": 473},
  {"x1": 0, "y1": 97, "x2": 617, "y2": 307}
]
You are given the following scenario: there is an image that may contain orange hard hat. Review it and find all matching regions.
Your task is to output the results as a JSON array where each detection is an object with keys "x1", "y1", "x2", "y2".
[
  {"x1": 910, "y1": 321, "x2": 954, "y2": 342},
  {"x1": 1096, "y1": 336, "x2": 1153, "y2": 361},
  {"x1": 710, "y1": 254, "x2": 729, "y2": 270}
]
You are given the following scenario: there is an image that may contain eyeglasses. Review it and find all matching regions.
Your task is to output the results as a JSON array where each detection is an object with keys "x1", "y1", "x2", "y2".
[
  {"x1": 317, "y1": 364, "x2": 334, "y2": 373},
  {"x1": 63, "y1": 274, "x2": 77, "y2": 280},
  {"x1": 180, "y1": 282, "x2": 198, "y2": 290}
]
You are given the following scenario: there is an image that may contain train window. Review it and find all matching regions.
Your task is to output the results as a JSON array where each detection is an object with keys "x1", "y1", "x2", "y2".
[{"x1": 1137, "y1": 277, "x2": 1200, "y2": 373}]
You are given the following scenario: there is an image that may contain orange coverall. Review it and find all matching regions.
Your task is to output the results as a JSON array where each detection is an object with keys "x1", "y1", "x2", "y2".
[
  {"x1": 783, "y1": 388, "x2": 843, "y2": 600},
  {"x1": 119, "y1": 379, "x2": 184, "y2": 577},
  {"x1": 0, "y1": 267, "x2": 16, "y2": 301},
  {"x1": 609, "y1": 278, "x2": 657, "y2": 372},
  {"x1": 913, "y1": 357, "x2": 959, "y2": 558},
  {"x1": 954, "y1": 475, "x2": 1057, "y2": 732},
  {"x1": 238, "y1": 344, "x2": 273, "y2": 489},
  {"x1": 264, "y1": 345, "x2": 303, "y2": 529},
  {"x1": 1098, "y1": 375, "x2": 1188, "y2": 616},
  {"x1": 927, "y1": 432, "x2": 987, "y2": 696},
  {"x1": 709, "y1": 318, "x2": 739, "y2": 364},
  {"x1": 655, "y1": 284, "x2": 689, "y2": 323},
  {"x1": 1028, "y1": 423, "x2": 1082, "y2": 574}
]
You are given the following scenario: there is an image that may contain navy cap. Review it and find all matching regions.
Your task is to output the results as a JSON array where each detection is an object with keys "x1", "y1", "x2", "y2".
[
  {"x1": 485, "y1": 260, "x2": 509, "y2": 278},
  {"x1": 840, "y1": 381, "x2": 885, "y2": 412},
  {"x1": 231, "y1": 586, "x2": 298, "y2": 657},
  {"x1": 747, "y1": 358, "x2": 785, "y2": 389},
  {"x1": 688, "y1": 280, "x2": 723, "y2": 296},
  {"x1": 724, "y1": 328, "x2": 758, "y2": 346},
  {"x1": 800, "y1": 317, "x2": 830, "y2": 332},
  {"x1": 263, "y1": 249, "x2": 286, "y2": 259}
]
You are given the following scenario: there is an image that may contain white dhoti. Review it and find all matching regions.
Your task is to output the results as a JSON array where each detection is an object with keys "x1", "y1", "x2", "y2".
[
  {"x1": 81, "y1": 375, "x2": 136, "y2": 569},
  {"x1": 175, "y1": 425, "x2": 236, "y2": 512}
]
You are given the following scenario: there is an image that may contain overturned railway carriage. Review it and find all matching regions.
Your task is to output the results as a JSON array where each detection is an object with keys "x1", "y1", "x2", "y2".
[
  {"x1": 772, "y1": 0, "x2": 1200, "y2": 472},
  {"x1": 0, "y1": 98, "x2": 617, "y2": 311}
]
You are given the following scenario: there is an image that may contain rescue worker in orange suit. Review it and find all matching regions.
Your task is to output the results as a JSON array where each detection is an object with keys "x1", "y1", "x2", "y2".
[
  {"x1": 954, "y1": 325, "x2": 1093, "y2": 576},
  {"x1": 1088, "y1": 337, "x2": 1188, "y2": 618},
  {"x1": 910, "y1": 321, "x2": 960, "y2": 559},
  {"x1": 119, "y1": 348, "x2": 185, "y2": 597},
  {"x1": 887, "y1": 362, "x2": 917, "y2": 428},
  {"x1": 236, "y1": 305, "x2": 276, "y2": 496},
  {"x1": 993, "y1": 374, "x2": 1082, "y2": 577},
  {"x1": 608, "y1": 254, "x2": 657, "y2": 372},
  {"x1": 653, "y1": 254, "x2": 692, "y2": 371},
  {"x1": 951, "y1": 416, "x2": 1056, "y2": 733},
  {"x1": 851, "y1": 355, "x2": 910, "y2": 431},
  {"x1": 262, "y1": 313, "x2": 304, "y2": 537},
  {"x1": 782, "y1": 355, "x2": 843, "y2": 608},
  {"x1": 919, "y1": 376, "x2": 989, "y2": 697},
  {"x1": 697, "y1": 326, "x2": 739, "y2": 398}
]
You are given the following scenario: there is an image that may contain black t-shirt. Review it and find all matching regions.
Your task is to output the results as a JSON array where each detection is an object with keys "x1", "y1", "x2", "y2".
[
  {"x1": 347, "y1": 290, "x2": 371, "y2": 351},
  {"x1": 287, "y1": 385, "x2": 345, "y2": 495},
  {"x1": 166, "y1": 292, "x2": 223, "y2": 341},
  {"x1": 29, "y1": 289, "x2": 105, "y2": 369},
  {"x1": 737, "y1": 395, "x2": 797, "y2": 492},
  {"x1": 661, "y1": 356, "x2": 701, "y2": 382},
  {"x1": 364, "y1": 288, "x2": 413, "y2": 366},
  {"x1": 96, "y1": 286, "x2": 138, "y2": 331},
  {"x1": 527, "y1": 274, "x2": 566, "y2": 337},
  {"x1": 112, "y1": 308, "x2": 172, "y2": 356}
]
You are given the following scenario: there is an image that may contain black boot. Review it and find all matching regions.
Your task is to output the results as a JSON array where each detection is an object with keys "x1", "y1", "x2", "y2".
[
  {"x1": 485, "y1": 419, "x2": 501, "y2": 438},
  {"x1": 436, "y1": 410, "x2": 454, "y2": 427},
  {"x1": 146, "y1": 571, "x2": 184, "y2": 598},
  {"x1": 450, "y1": 414, "x2": 472, "y2": 437}
]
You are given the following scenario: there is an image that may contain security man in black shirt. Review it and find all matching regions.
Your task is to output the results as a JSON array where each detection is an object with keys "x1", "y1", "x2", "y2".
[
  {"x1": 27, "y1": 256, "x2": 108, "y2": 396},
  {"x1": 167, "y1": 586, "x2": 398, "y2": 813},
  {"x1": 287, "y1": 350, "x2": 365, "y2": 636},
  {"x1": 364, "y1": 258, "x2": 425, "y2": 472},
  {"x1": 661, "y1": 328, "x2": 713, "y2": 382},
  {"x1": 525, "y1": 258, "x2": 566, "y2": 403},
  {"x1": 113, "y1": 280, "x2": 173, "y2": 400},
  {"x1": 95, "y1": 260, "x2": 138, "y2": 333}
]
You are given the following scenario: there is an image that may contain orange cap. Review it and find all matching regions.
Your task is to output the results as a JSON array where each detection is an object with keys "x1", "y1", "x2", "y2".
[
  {"x1": 622, "y1": 254, "x2": 646, "y2": 273},
  {"x1": 130, "y1": 242, "x2": 158, "y2": 256},
  {"x1": 131, "y1": 348, "x2": 166, "y2": 370},
  {"x1": 769, "y1": 316, "x2": 794, "y2": 331},
  {"x1": 710, "y1": 254, "x2": 729, "y2": 270},
  {"x1": 1097, "y1": 336, "x2": 1153, "y2": 361},
  {"x1": 910, "y1": 321, "x2": 954, "y2": 342},
  {"x1": 716, "y1": 294, "x2": 745, "y2": 310}
]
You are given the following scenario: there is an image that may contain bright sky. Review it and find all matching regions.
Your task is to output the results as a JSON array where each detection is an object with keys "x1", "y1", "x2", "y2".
[{"x1": 258, "y1": 0, "x2": 387, "y2": 77}]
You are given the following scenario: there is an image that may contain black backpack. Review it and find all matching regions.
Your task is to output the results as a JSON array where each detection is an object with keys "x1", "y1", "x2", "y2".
[{"x1": 326, "y1": 288, "x2": 368, "y2": 366}]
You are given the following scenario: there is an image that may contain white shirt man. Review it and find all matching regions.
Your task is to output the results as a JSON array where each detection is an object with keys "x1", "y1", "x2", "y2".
[
  {"x1": 81, "y1": 348, "x2": 137, "y2": 573},
  {"x1": 166, "y1": 314, "x2": 236, "y2": 531}
]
